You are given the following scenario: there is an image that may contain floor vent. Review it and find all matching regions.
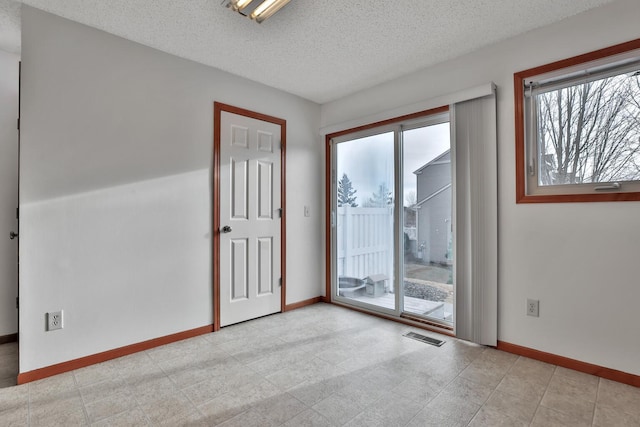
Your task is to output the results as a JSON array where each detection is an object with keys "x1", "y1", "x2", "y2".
[{"x1": 403, "y1": 332, "x2": 445, "y2": 347}]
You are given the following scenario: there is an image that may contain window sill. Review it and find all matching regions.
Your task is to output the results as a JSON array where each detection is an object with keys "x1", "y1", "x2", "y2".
[{"x1": 516, "y1": 192, "x2": 640, "y2": 204}]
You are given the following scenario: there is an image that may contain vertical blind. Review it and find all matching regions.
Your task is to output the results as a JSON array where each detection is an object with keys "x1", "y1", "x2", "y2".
[{"x1": 452, "y1": 92, "x2": 498, "y2": 346}]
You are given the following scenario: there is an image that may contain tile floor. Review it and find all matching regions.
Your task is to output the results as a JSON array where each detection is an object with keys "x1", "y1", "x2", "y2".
[
  {"x1": 1, "y1": 303, "x2": 639, "y2": 426},
  {"x1": 0, "y1": 339, "x2": 18, "y2": 388}
]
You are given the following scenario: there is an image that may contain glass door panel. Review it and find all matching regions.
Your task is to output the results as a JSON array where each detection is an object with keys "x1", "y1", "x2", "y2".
[
  {"x1": 402, "y1": 122, "x2": 453, "y2": 323},
  {"x1": 335, "y1": 131, "x2": 395, "y2": 312}
]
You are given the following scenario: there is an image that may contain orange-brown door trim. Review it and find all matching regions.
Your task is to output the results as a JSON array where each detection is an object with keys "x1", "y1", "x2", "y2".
[{"x1": 213, "y1": 102, "x2": 287, "y2": 331}]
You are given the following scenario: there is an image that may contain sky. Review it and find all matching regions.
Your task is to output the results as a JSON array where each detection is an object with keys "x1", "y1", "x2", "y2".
[{"x1": 336, "y1": 122, "x2": 450, "y2": 207}]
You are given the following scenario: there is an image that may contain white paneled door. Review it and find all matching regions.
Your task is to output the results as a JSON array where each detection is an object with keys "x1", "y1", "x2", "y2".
[{"x1": 219, "y1": 110, "x2": 282, "y2": 327}]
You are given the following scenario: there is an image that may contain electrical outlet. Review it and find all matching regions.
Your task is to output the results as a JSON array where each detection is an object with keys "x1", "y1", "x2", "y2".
[
  {"x1": 527, "y1": 299, "x2": 539, "y2": 317},
  {"x1": 47, "y1": 310, "x2": 63, "y2": 331}
]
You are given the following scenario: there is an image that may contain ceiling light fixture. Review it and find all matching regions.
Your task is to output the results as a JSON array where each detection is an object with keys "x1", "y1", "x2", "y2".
[{"x1": 224, "y1": 0, "x2": 292, "y2": 23}]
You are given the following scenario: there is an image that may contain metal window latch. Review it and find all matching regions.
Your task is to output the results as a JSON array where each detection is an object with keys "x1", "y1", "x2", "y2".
[{"x1": 594, "y1": 182, "x2": 621, "y2": 191}]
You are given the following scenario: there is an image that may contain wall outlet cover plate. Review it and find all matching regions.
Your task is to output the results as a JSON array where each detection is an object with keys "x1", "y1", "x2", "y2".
[
  {"x1": 527, "y1": 299, "x2": 539, "y2": 317},
  {"x1": 47, "y1": 310, "x2": 63, "y2": 331}
]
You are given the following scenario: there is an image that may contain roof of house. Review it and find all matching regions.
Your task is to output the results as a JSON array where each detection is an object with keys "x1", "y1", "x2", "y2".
[{"x1": 413, "y1": 150, "x2": 451, "y2": 176}]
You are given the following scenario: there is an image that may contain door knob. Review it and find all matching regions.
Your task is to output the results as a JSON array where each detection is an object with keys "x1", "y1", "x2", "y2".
[
  {"x1": 221, "y1": 225, "x2": 232, "y2": 233},
  {"x1": 9, "y1": 231, "x2": 18, "y2": 240}
]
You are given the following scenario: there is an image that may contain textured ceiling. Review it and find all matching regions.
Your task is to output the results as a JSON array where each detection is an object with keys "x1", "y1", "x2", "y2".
[
  {"x1": 0, "y1": 0, "x2": 20, "y2": 54},
  {"x1": 0, "y1": 0, "x2": 616, "y2": 103}
]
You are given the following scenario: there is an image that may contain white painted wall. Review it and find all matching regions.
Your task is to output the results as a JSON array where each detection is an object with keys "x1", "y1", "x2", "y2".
[
  {"x1": 21, "y1": 171, "x2": 210, "y2": 369},
  {"x1": 0, "y1": 49, "x2": 19, "y2": 337},
  {"x1": 322, "y1": 0, "x2": 640, "y2": 375},
  {"x1": 20, "y1": 7, "x2": 322, "y2": 372}
]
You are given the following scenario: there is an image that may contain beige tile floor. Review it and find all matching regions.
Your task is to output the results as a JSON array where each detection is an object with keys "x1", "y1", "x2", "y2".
[
  {"x1": 0, "y1": 340, "x2": 18, "y2": 388},
  {"x1": 1, "y1": 303, "x2": 639, "y2": 426}
]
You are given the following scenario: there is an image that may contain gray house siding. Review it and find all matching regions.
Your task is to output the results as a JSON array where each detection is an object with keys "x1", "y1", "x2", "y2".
[{"x1": 415, "y1": 151, "x2": 452, "y2": 265}]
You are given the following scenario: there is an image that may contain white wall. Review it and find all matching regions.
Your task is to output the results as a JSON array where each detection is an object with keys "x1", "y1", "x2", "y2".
[
  {"x1": 21, "y1": 171, "x2": 211, "y2": 369},
  {"x1": 322, "y1": 0, "x2": 640, "y2": 376},
  {"x1": 20, "y1": 6, "x2": 322, "y2": 372},
  {"x1": 0, "y1": 49, "x2": 19, "y2": 337}
]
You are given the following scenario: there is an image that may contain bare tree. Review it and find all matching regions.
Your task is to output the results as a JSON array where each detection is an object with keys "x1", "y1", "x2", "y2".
[
  {"x1": 626, "y1": 73, "x2": 640, "y2": 177},
  {"x1": 536, "y1": 74, "x2": 640, "y2": 185},
  {"x1": 405, "y1": 190, "x2": 417, "y2": 208}
]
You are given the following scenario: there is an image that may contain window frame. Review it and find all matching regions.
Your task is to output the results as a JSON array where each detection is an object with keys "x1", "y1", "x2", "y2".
[{"x1": 515, "y1": 38, "x2": 640, "y2": 203}]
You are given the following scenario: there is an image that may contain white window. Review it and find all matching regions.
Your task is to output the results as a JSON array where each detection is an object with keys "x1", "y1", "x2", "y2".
[{"x1": 515, "y1": 39, "x2": 640, "y2": 202}]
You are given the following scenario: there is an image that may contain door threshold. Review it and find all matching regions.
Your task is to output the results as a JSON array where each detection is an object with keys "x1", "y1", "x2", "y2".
[
  {"x1": 400, "y1": 312, "x2": 453, "y2": 332},
  {"x1": 330, "y1": 300, "x2": 455, "y2": 337}
]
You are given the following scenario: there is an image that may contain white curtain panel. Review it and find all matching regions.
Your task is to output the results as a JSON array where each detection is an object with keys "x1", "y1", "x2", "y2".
[{"x1": 451, "y1": 91, "x2": 498, "y2": 346}]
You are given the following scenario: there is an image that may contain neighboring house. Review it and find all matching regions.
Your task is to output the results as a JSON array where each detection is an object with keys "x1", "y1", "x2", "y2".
[
  {"x1": 414, "y1": 151, "x2": 452, "y2": 265},
  {"x1": 403, "y1": 206, "x2": 417, "y2": 254}
]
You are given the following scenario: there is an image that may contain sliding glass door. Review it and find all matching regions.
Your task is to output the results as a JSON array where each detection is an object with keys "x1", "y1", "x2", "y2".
[
  {"x1": 402, "y1": 122, "x2": 452, "y2": 323},
  {"x1": 334, "y1": 129, "x2": 396, "y2": 313},
  {"x1": 331, "y1": 112, "x2": 453, "y2": 327}
]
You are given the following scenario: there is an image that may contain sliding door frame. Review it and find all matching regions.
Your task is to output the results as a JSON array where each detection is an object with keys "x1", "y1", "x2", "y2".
[{"x1": 325, "y1": 105, "x2": 453, "y2": 332}]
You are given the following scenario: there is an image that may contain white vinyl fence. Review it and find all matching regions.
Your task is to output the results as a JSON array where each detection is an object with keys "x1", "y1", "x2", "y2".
[{"x1": 336, "y1": 206, "x2": 394, "y2": 291}]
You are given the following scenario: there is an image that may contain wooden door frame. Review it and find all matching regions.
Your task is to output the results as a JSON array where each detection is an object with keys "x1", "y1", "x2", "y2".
[{"x1": 213, "y1": 102, "x2": 287, "y2": 332}]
